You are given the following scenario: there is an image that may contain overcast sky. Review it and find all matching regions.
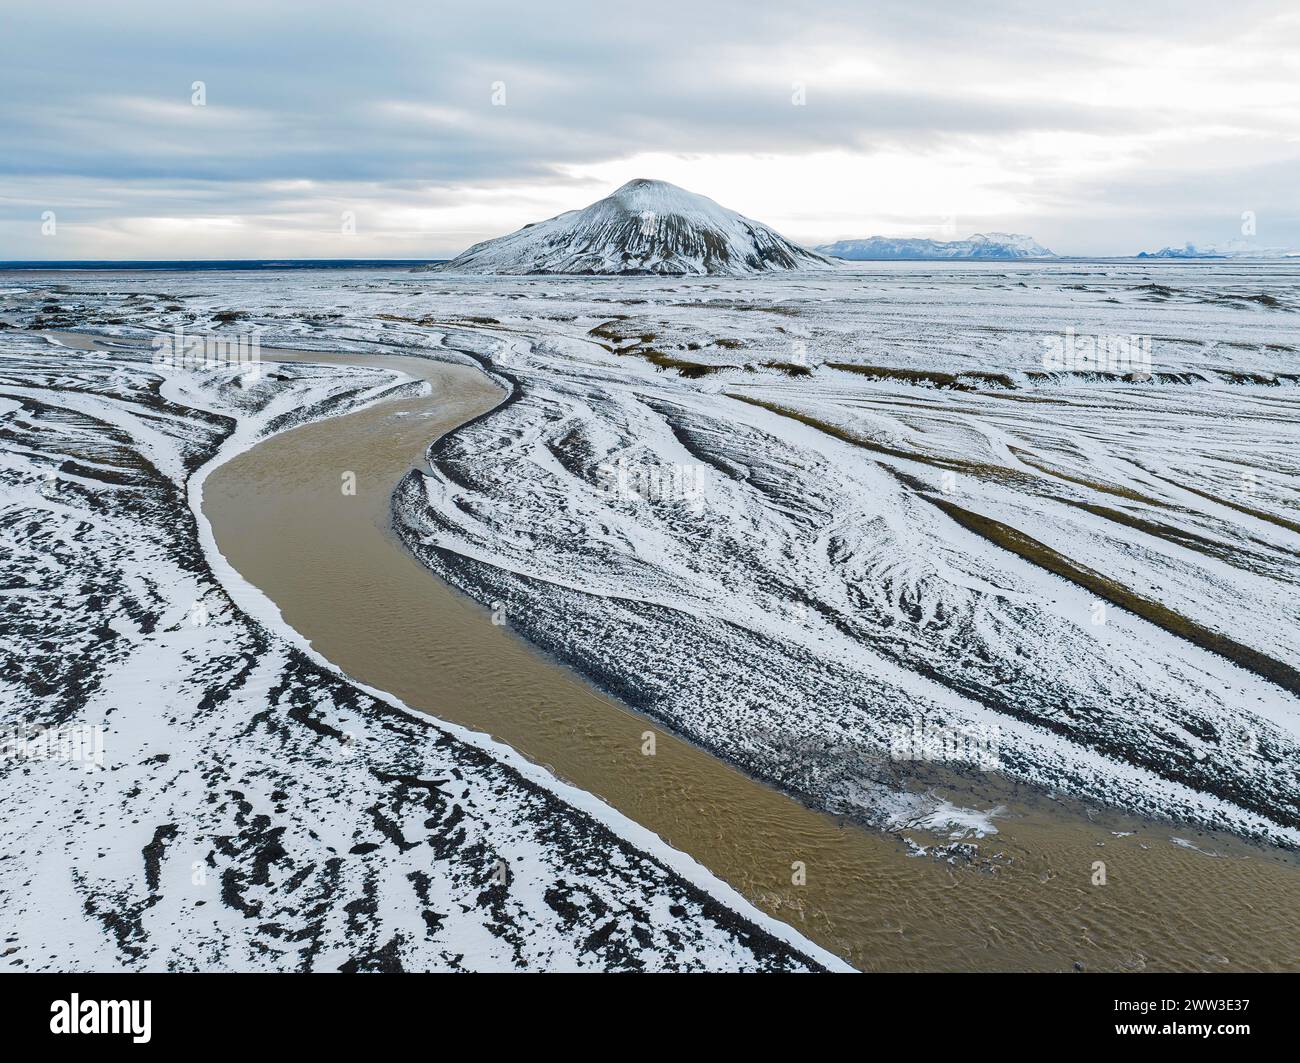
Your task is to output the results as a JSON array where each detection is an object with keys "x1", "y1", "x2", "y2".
[{"x1": 3, "y1": 0, "x2": 1298, "y2": 259}]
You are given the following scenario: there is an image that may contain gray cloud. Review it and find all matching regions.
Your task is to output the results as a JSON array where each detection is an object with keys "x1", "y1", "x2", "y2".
[{"x1": 2, "y1": 0, "x2": 1297, "y2": 256}]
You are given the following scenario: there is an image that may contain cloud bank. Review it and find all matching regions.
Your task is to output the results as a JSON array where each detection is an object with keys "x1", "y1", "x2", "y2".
[{"x1": 2, "y1": 0, "x2": 1298, "y2": 257}]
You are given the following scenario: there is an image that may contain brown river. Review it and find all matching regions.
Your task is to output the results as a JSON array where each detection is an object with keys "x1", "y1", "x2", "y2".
[{"x1": 196, "y1": 345, "x2": 1299, "y2": 972}]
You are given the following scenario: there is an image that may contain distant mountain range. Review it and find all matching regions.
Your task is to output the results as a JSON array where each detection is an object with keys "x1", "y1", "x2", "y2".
[
  {"x1": 816, "y1": 232, "x2": 1055, "y2": 261},
  {"x1": 428, "y1": 179, "x2": 835, "y2": 276},
  {"x1": 1136, "y1": 242, "x2": 1300, "y2": 259}
]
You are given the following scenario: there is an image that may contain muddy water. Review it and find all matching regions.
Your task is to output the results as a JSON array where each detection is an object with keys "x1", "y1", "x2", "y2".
[{"x1": 202, "y1": 346, "x2": 1300, "y2": 972}]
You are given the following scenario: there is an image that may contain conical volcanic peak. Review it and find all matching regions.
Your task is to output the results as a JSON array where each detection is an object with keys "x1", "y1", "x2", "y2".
[{"x1": 435, "y1": 180, "x2": 836, "y2": 275}]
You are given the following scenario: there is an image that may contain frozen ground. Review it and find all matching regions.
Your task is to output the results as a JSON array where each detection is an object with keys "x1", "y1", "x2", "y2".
[
  {"x1": 0, "y1": 323, "x2": 838, "y2": 972},
  {"x1": 391, "y1": 263, "x2": 1300, "y2": 846},
  {"x1": 1, "y1": 262, "x2": 1297, "y2": 938}
]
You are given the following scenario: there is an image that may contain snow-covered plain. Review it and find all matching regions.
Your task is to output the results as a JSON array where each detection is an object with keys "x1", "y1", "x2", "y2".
[
  {"x1": 388, "y1": 263, "x2": 1300, "y2": 846},
  {"x1": 0, "y1": 319, "x2": 838, "y2": 972},
  {"x1": 2, "y1": 260, "x2": 1298, "y2": 969}
]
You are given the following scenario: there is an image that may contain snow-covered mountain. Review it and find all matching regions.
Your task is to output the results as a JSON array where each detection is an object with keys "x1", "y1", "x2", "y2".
[
  {"x1": 431, "y1": 179, "x2": 836, "y2": 275},
  {"x1": 817, "y1": 232, "x2": 1055, "y2": 260},
  {"x1": 1137, "y1": 241, "x2": 1300, "y2": 260}
]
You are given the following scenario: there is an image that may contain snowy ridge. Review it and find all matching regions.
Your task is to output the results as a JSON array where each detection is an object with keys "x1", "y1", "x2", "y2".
[
  {"x1": 1138, "y1": 241, "x2": 1300, "y2": 260},
  {"x1": 381, "y1": 266, "x2": 1299, "y2": 846},
  {"x1": 818, "y1": 232, "x2": 1055, "y2": 260},
  {"x1": 397, "y1": 333, "x2": 1300, "y2": 845},
  {"x1": 431, "y1": 179, "x2": 836, "y2": 276}
]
